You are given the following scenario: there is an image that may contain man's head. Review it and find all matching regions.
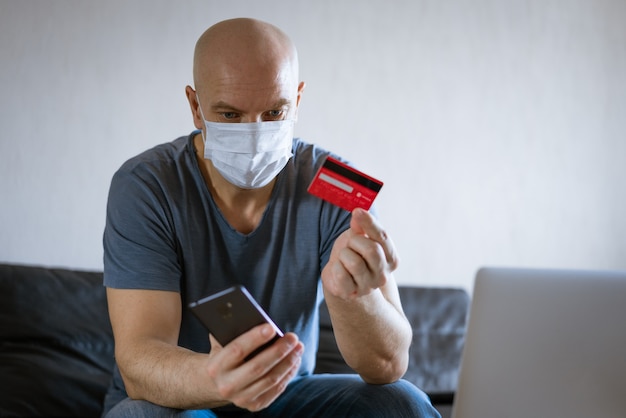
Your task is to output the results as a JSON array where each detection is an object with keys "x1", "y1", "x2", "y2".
[{"x1": 187, "y1": 18, "x2": 305, "y2": 127}]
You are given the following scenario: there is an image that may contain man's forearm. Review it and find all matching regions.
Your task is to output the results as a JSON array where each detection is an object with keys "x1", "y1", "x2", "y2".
[
  {"x1": 118, "y1": 340, "x2": 227, "y2": 409},
  {"x1": 324, "y1": 288, "x2": 412, "y2": 384}
]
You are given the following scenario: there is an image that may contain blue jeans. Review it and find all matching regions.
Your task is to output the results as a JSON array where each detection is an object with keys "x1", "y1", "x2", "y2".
[{"x1": 104, "y1": 374, "x2": 440, "y2": 418}]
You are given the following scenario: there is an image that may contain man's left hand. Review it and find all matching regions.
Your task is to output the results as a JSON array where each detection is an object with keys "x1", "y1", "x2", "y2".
[{"x1": 322, "y1": 208, "x2": 399, "y2": 299}]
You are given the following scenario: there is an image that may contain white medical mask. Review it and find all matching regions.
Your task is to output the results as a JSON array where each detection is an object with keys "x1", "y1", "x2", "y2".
[{"x1": 197, "y1": 102, "x2": 295, "y2": 189}]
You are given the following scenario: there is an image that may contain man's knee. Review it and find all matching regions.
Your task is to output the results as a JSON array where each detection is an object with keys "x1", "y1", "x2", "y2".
[
  {"x1": 105, "y1": 399, "x2": 163, "y2": 418},
  {"x1": 104, "y1": 398, "x2": 215, "y2": 418},
  {"x1": 268, "y1": 375, "x2": 440, "y2": 418},
  {"x1": 355, "y1": 379, "x2": 441, "y2": 418}
]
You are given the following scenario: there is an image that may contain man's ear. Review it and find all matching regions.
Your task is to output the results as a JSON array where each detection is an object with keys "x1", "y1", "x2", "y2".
[
  {"x1": 296, "y1": 81, "x2": 306, "y2": 107},
  {"x1": 185, "y1": 85, "x2": 204, "y2": 130},
  {"x1": 294, "y1": 81, "x2": 306, "y2": 120}
]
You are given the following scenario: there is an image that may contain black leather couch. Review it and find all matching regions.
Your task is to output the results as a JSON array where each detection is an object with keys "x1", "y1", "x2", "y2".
[{"x1": 0, "y1": 263, "x2": 469, "y2": 418}]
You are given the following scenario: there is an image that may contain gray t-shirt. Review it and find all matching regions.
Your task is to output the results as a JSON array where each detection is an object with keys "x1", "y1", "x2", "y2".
[{"x1": 103, "y1": 132, "x2": 352, "y2": 386}]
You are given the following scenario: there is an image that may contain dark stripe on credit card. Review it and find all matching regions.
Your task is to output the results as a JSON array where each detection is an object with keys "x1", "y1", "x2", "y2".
[{"x1": 323, "y1": 158, "x2": 383, "y2": 192}]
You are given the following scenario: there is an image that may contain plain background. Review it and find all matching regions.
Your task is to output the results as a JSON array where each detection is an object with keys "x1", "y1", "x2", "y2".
[{"x1": 1, "y1": 0, "x2": 625, "y2": 292}]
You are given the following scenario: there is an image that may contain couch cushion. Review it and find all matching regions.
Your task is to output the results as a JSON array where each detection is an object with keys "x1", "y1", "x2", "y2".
[
  {"x1": 315, "y1": 286, "x2": 469, "y2": 396},
  {"x1": 0, "y1": 264, "x2": 114, "y2": 417},
  {"x1": 314, "y1": 295, "x2": 351, "y2": 375},
  {"x1": 400, "y1": 287, "x2": 469, "y2": 395}
]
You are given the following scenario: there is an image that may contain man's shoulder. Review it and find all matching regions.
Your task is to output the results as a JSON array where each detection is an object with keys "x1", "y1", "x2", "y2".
[
  {"x1": 116, "y1": 133, "x2": 194, "y2": 177},
  {"x1": 292, "y1": 138, "x2": 332, "y2": 168},
  {"x1": 291, "y1": 138, "x2": 353, "y2": 173}
]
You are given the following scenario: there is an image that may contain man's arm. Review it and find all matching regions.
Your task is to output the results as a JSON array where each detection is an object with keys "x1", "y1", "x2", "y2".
[
  {"x1": 321, "y1": 208, "x2": 412, "y2": 384},
  {"x1": 106, "y1": 287, "x2": 303, "y2": 411}
]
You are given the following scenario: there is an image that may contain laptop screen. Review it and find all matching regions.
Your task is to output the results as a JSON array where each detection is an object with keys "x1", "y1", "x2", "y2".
[{"x1": 452, "y1": 267, "x2": 626, "y2": 418}]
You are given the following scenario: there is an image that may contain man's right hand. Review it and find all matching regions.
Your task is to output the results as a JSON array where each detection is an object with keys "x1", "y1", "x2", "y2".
[
  {"x1": 205, "y1": 324, "x2": 304, "y2": 411},
  {"x1": 107, "y1": 288, "x2": 303, "y2": 412}
]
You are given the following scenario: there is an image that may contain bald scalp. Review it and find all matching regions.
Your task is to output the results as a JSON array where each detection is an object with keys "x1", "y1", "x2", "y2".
[{"x1": 192, "y1": 18, "x2": 299, "y2": 91}]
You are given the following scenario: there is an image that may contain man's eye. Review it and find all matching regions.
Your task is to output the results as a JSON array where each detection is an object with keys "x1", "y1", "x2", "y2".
[
  {"x1": 222, "y1": 112, "x2": 239, "y2": 120},
  {"x1": 266, "y1": 110, "x2": 284, "y2": 119}
]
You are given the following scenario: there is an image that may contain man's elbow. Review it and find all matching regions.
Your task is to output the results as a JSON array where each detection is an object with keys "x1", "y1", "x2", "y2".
[
  {"x1": 118, "y1": 363, "x2": 145, "y2": 401},
  {"x1": 356, "y1": 353, "x2": 409, "y2": 385}
]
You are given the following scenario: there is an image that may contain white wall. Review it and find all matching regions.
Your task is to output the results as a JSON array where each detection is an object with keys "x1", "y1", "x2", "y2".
[{"x1": 1, "y1": 0, "x2": 625, "y2": 292}]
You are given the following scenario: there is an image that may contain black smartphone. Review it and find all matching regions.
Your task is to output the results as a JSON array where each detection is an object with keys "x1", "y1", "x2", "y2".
[{"x1": 188, "y1": 285, "x2": 283, "y2": 357}]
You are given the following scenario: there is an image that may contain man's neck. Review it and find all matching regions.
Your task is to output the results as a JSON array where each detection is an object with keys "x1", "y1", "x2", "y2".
[{"x1": 194, "y1": 133, "x2": 274, "y2": 234}]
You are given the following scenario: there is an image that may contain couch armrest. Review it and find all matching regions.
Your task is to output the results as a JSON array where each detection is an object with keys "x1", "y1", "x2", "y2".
[{"x1": 0, "y1": 264, "x2": 114, "y2": 418}]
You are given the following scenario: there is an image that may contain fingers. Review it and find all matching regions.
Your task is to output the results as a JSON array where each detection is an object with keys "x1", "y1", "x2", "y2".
[
  {"x1": 212, "y1": 323, "x2": 278, "y2": 367},
  {"x1": 328, "y1": 244, "x2": 386, "y2": 298},
  {"x1": 350, "y1": 208, "x2": 399, "y2": 270},
  {"x1": 322, "y1": 209, "x2": 400, "y2": 299},
  {"x1": 206, "y1": 326, "x2": 303, "y2": 411},
  {"x1": 231, "y1": 336, "x2": 303, "y2": 411}
]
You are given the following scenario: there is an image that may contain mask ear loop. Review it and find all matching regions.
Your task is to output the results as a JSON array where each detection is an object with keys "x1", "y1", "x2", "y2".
[{"x1": 195, "y1": 93, "x2": 209, "y2": 146}]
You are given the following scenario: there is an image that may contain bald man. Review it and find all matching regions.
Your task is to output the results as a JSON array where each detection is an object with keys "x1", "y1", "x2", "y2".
[{"x1": 102, "y1": 18, "x2": 440, "y2": 418}]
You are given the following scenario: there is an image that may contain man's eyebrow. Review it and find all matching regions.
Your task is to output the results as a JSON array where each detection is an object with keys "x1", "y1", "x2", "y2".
[
  {"x1": 210, "y1": 101, "x2": 243, "y2": 112},
  {"x1": 210, "y1": 99, "x2": 292, "y2": 112},
  {"x1": 269, "y1": 98, "x2": 292, "y2": 108}
]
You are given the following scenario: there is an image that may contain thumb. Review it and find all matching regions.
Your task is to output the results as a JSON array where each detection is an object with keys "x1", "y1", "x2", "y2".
[
  {"x1": 349, "y1": 208, "x2": 368, "y2": 236},
  {"x1": 209, "y1": 334, "x2": 224, "y2": 353}
]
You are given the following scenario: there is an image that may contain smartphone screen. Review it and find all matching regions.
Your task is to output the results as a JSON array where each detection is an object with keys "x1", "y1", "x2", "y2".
[{"x1": 188, "y1": 285, "x2": 283, "y2": 356}]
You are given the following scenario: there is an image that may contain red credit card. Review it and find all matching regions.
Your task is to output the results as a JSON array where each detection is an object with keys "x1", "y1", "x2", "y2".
[{"x1": 307, "y1": 156, "x2": 383, "y2": 212}]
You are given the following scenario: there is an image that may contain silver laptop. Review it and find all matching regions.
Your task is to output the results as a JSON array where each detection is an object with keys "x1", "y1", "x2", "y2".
[{"x1": 452, "y1": 267, "x2": 626, "y2": 418}]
